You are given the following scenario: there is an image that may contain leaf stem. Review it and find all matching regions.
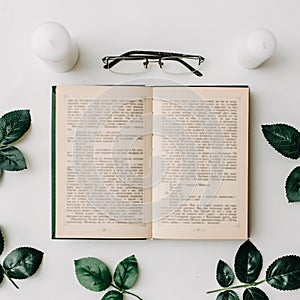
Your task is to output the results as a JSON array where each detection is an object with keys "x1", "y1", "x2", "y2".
[
  {"x1": 110, "y1": 283, "x2": 119, "y2": 290},
  {"x1": 4, "y1": 273, "x2": 19, "y2": 289},
  {"x1": 123, "y1": 290, "x2": 143, "y2": 300},
  {"x1": 110, "y1": 284, "x2": 142, "y2": 300},
  {"x1": 206, "y1": 279, "x2": 266, "y2": 294}
]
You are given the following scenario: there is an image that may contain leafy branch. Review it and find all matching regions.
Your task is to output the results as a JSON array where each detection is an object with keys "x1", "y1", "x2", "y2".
[
  {"x1": 262, "y1": 123, "x2": 300, "y2": 202},
  {"x1": 0, "y1": 109, "x2": 31, "y2": 179},
  {"x1": 0, "y1": 227, "x2": 43, "y2": 289},
  {"x1": 207, "y1": 240, "x2": 300, "y2": 300},
  {"x1": 74, "y1": 255, "x2": 142, "y2": 300}
]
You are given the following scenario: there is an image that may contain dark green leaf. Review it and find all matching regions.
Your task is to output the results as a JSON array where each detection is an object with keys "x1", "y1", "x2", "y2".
[
  {"x1": 266, "y1": 255, "x2": 300, "y2": 290},
  {"x1": 101, "y1": 290, "x2": 123, "y2": 300},
  {"x1": 3, "y1": 247, "x2": 43, "y2": 279},
  {"x1": 0, "y1": 265, "x2": 4, "y2": 285},
  {"x1": 74, "y1": 257, "x2": 112, "y2": 292},
  {"x1": 0, "y1": 145, "x2": 27, "y2": 171},
  {"x1": 0, "y1": 118, "x2": 5, "y2": 142},
  {"x1": 243, "y1": 287, "x2": 269, "y2": 300},
  {"x1": 0, "y1": 168, "x2": 3, "y2": 177},
  {"x1": 234, "y1": 240, "x2": 262, "y2": 283},
  {"x1": 0, "y1": 228, "x2": 4, "y2": 256},
  {"x1": 114, "y1": 255, "x2": 138, "y2": 290},
  {"x1": 0, "y1": 109, "x2": 31, "y2": 145},
  {"x1": 261, "y1": 124, "x2": 300, "y2": 159},
  {"x1": 216, "y1": 290, "x2": 239, "y2": 300},
  {"x1": 216, "y1": 260, "x2": 235, "y2": 287},
  {"x1": 285, "y1": 166, "x2": 300, "y2": 202}
]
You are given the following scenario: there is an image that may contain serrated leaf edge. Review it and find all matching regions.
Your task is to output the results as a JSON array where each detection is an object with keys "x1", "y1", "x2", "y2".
[
  {"x1": 234, "y1": 240, "x2": 263, "y2": 284},
  {"x1": 3, "y1": 246, "x2": 44, "y2": 280},
  {"x1": 285, "y1": 166, "x2": 300, "y2": 203},
  {"x1": 101, "y1": 289, "x2": 123, "y2": 300},
  {"x1": 216, "y1": 260, "x2": 235, "y2": 288},
  {"x1": 0, "y1": 265, "x2": 4, "y2": 284},
  {"x1": 74, "y1": 257, "x2": 112, "y2": 293},
  {"x1": 74, "y1": 256, "x2": 108, "y2": 266},
  {"x1": 0, "y1": 227, "x2": 4, "y2": 256},
  {"x1": 216, "y1": 289, "x2": 239, "y2": 300},
  {"x1": 114, "y1": 254, "x2": 139, "y2": 290},
  {"x1": 261, "y1": 123, "x2": 300, "y2": 160},
  {"x1": 243, "y1": 287, "x2": 269, "y2": 300},
  {"x1": 266, "y1": 254, "x2": 300, "y2": 291},
  {"x1": 0, "y1": 145, "x2": 27, "y2": 171},
  {"x1": 0, "y1": 109, "x2": 31, "y2": 145}
]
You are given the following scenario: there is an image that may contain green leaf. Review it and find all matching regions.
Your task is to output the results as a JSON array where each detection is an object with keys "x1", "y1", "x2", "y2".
[
  {"x1": 101, "y1": 290, "x2": 123, "y2": 300},
  {"x1": 74, "y1": 257, "x2": 112, "y2": 292},
  {"x1": 285, "y1": 166, "x2": 300, "y2": 202},
  {"x1": 266, "y1": 255, "x2": 300, "y2": 290},
  {"x1": 3, "y1": 247, "x2": 43, "y2": 279},
  {"x1": 0, "y1": 145, "x2": 27, "y2": 171},
  {"x1": 261, "y1": 124, "x2": 300, "y2": 159},
  {"x1": 0, "y1": 118, "x2": 5, "y2": 142},
  {"x1": 0, "y1": 265, "x2": 4, "y2": 285},
  {"x1": 216, "y1": 290, "x2": 239, "y2": 300},
  {"x1": 0, "y1": 228, "x2": 4, "y2": 256},
  {"x1": 216, "y1": 260, "x2": 235, "y2": 287},
  {"x1": 114, "y1": 255, "x2": 138, "y2": 290},
  {"x1": 0, "y1": 168, "x2": 3, "y2": 177},
  {"x1": 243, "y1": 287, "x2": 269, "y2": 300},
  {"x1": 0, "y1": 109, "x2": 31, "y2": 145},
  {"x1": 234, "y1": 240, "x2": 262, "y2": 283}
]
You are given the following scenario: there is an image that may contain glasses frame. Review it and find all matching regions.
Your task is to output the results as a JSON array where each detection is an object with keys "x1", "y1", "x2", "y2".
[{"x1": 102, "y1": 50, "x2": 205, "y2": 76}]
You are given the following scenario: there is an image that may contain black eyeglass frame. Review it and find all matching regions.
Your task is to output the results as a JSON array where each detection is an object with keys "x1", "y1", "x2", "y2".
[{"x1": 102, "y1": 50, "x2": 205, "y2": 76}]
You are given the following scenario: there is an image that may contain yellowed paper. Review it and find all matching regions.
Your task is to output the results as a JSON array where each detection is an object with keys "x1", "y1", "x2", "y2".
[
  {"x1": 151, "y1": 86, "x2": 248, "y2": 239},
  {"x1": 54, "y1": 85, "x2": 152, "y2": 238}
]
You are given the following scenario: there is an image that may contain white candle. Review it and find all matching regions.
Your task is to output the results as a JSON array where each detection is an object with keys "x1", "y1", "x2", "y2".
[
  {"x1": 235, "y1": 29, "x2": 277, "y2": 69},
  {"x1": 32, "y1": 22, "x2": 79, "y2": 72}
]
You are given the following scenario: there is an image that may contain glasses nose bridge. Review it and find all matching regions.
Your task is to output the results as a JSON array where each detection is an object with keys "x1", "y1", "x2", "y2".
[
  {"x1": 142, "y1": 56, "x2": 164, "y2": 69},
  {"x1": 157, "y1": 57, "x2": 164, "y2": 68}
]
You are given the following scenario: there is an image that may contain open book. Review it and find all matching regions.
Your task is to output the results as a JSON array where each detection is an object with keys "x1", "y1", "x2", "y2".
[{"x1": 52, "y1": 85, "x2": 249, "y2": 239}]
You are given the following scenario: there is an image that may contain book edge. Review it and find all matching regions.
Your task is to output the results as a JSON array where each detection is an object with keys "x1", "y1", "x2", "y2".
[{"x1": 51, "y1": 86, "x2": 57, "y2": 239}]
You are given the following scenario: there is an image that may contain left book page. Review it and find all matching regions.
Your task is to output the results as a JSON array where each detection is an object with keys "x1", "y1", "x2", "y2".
[{"x1": 52, "y1": 85, "x2": 153, "y2": 239}]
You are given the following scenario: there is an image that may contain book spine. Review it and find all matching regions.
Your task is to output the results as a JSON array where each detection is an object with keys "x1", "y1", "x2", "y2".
[{"x1": 51, "y1": 86, "x2": 57, "y2": 239}]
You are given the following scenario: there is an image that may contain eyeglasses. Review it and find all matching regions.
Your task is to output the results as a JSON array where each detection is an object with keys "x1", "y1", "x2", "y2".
[{"x1": 102, "y1": 50, "x2": 205, "y2": 76}]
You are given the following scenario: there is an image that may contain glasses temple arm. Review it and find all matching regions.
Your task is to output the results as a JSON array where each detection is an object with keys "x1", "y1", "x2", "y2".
[
  {"x1": 102, "y1": 56, "x2": 125, "y2": 69},
  {"x1": 121, "y1": 50, "x2": 203, "y2": 60},
  {"x1": 167, "y1": 57, "x2": 203, "y2": 76}
]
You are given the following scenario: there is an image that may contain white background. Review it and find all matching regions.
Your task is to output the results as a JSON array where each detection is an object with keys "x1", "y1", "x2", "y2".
[{"x1": 1, "y1": 0, "x2": 300, "y2": 299}]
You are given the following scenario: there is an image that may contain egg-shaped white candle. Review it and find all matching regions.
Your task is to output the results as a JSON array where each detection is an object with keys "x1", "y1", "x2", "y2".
[
  {"x1": 32, "y1": 22, "x2": 79, "y2": 72},
  {"x1": 235, "y1": 29, "x2": 277, "y2": 69}
]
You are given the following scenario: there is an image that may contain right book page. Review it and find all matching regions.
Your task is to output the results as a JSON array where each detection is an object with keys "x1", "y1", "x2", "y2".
[{"x1": 151, "y1": 86, "x2": 249, "y2": 239}]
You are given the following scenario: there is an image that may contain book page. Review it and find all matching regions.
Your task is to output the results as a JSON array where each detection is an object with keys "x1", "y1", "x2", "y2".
[
  {"x1": 152, "y1": 86, "x2": 249, "y2": 239},
  {"x1": 53, "y1": 85, "x2": 152, "y2": 239}
]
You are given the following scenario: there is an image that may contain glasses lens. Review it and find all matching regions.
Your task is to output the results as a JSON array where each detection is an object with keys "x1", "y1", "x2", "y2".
[
  {"x1": 161, "y1": 57, "x2": 202, "y2": 74},
  {"x1": 106, "y1": 57, "x2": 148, "y2": 74}
]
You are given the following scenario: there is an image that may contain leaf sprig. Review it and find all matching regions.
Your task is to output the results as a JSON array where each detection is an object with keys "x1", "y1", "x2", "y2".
[
  {"x1": 261, "y1": 123, "x2": 300, "y2": 202},
  {"x1": 0, "y1": 227, "x2": 43, "y2": 289},
  {"x1": 207, "y1": 240, "x2": 300, "y2": 299},
  {"x1": 0, "y1": 109, "x2": 31, "y2": 179},
  {"x1": 74, "y1": 255, "x2": 142, "y2": 300}
]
